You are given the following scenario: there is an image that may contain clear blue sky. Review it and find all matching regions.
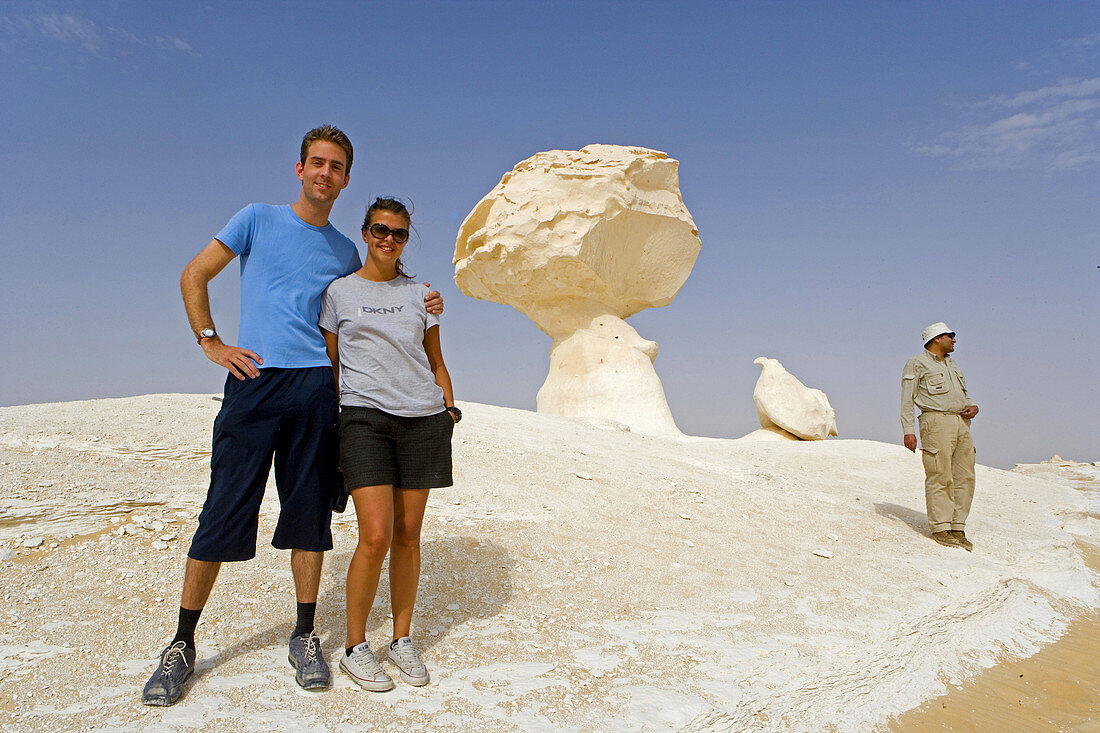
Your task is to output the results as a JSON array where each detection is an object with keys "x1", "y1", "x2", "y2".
[{"x1": 2, "y1": 1, "x2": 1097, "y2": 467}]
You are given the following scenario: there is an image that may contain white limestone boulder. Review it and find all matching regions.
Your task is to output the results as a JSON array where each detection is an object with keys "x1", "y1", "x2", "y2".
[
  {"x1": 737, "y1": 426, "x2": 800, "y2": 442},
  {"x1": 454, "y1": 145, "x2": 701, "y2": 436},
  {"x1": 752, "y1": 357, "x2": 838, "y2": 441}
]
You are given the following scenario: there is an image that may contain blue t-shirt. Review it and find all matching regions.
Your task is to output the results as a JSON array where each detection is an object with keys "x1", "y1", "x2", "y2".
[{"x1": 215, "y1": 203, "x2": 361, "y2": 369}]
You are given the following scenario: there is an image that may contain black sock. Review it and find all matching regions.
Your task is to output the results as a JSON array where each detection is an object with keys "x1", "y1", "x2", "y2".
[
  {"x1": 346, "y1": 646, "x2": 356, "y2": 657},
  {"x1": 292, "y1": 602, "x2": 317, "y2": 638},
  {"x1": 171, "y1": 607, "x2": 203, "y2": 650}
]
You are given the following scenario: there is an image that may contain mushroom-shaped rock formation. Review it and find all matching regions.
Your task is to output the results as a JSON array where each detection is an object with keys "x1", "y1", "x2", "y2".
[
  {"x1": 751, "y1": 357, "x2": 838, "y2": 441},
  {"x1": 454, "y1": 144, "x2": 701, "y2": 436}
]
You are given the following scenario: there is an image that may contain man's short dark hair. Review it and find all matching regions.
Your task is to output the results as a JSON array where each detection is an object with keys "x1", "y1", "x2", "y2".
[{"x1": 301, "y1": 125, "x2": 353, "y2": 172}]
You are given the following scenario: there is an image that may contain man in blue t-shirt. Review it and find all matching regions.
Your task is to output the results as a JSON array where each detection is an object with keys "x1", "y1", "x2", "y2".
[{"x1": 142, "y1": 125, "x2": 443, "y2": 706}]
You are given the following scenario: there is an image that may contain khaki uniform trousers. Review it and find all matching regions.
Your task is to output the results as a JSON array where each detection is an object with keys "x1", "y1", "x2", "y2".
[{"x1": 918, "y1": 411, "x2": 975, "y2": 533}]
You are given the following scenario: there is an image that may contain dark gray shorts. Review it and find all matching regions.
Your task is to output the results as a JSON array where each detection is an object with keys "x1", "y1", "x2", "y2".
[{"x1": 338, "y1": 406, "x2": 454, "y2": 491}]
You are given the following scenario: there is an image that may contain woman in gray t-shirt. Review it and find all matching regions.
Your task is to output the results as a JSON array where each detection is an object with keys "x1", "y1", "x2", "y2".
[{"x1": 319, "y1": 198, "x2": 459, "y2": 691}]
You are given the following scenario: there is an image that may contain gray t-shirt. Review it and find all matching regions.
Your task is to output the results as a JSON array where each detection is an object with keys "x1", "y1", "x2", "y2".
[{"x1": 319, "y1": 274, "x2": 443, "y2": 416}]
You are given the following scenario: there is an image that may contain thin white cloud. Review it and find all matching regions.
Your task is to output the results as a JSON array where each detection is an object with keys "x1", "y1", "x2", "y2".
[
  {"x1": 106, "y1": 25, "x2": 141, "y2": 45},
  {"x1": 1064, "y1": 32, "x2": 1100, "y2": 49},
  {"x1": 912, "y1": 75, "x2": 1100, "y2": 171},
  {"x1": 0, "y1": 9, "x2": 197, "y2": 58},
  {"x1": 981, "y1": 77, "x2": 1100, "y2": 108},
  {"x1": 36, "y1": 11, "x2": 100, "y2": 52},
  {"x1": 155, "y1": 36, "x2": 195, "y2": 55}
]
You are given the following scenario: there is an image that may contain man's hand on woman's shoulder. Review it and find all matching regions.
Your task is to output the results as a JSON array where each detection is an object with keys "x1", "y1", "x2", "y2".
[{"x1": 422, "y1": 283, "x2": 444, "y2": 315}]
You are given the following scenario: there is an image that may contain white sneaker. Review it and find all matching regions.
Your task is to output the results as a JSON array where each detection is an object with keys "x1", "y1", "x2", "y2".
[
  {"x1": 387, "y1": 637, "x2": 430, "y2": 686},
  {"x1": 339, "y1": 642, "x2": 394, "y2": 692}
]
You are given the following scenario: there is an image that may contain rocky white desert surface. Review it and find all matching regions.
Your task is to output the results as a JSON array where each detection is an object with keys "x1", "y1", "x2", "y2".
[{"x1": 1, "y1": 395, "x2": 1096, "y2": 732}]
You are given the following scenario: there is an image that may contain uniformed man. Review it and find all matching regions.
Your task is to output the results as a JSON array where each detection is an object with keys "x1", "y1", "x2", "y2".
[{"x1": 901, "y1": 322, "x2": 979, "y2": 551}]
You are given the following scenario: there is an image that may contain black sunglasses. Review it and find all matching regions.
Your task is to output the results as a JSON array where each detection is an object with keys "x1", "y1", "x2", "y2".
[{"x1": 365, "y1": 223, "x2": 409, "y2": 244}]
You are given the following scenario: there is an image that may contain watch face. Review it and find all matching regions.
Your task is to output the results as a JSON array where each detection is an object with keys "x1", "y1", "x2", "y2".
[{"x1": 200, "y1": 329, "x2": 216, "y2": 339}]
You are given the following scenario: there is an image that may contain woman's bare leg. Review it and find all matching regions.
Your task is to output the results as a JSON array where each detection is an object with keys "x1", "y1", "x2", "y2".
[
  {"x1": 345, "y1": 485, "x2": 394, "y2": 649},
  {"x1": 389, "y1": 488, "x2": 430, "y2": 640}
]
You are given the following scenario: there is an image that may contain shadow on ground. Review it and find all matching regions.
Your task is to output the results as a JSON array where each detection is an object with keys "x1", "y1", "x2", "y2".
[
  {"x1": 874, "y1": 502, "x2": 929, "y2": 537},
  {"x1": 320, "y1": 535, "x2": 514, "y2": 652}
]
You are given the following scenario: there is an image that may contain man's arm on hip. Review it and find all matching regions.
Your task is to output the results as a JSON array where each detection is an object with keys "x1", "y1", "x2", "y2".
[{"x1": 180, "y1": 239, "x2": 262, "y2": 380}]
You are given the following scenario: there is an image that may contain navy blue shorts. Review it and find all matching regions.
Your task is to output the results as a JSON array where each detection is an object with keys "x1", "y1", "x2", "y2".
[{"x1": 188, "y1": 367, "x2": 341, "y2": 562}]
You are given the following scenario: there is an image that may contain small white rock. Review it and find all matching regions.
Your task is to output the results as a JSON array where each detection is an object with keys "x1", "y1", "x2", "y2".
[
  {"x1": 812, "y1": 550, "x2": 834, "y2": 559},
  {"x1": 23, "y1": 538, "x2": 44, "y2": 548}
]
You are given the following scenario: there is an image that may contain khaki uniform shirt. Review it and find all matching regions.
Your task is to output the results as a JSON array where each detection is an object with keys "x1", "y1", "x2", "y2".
[{"x1": 900, "y1": 350, "x2": 975, "y2": 434}]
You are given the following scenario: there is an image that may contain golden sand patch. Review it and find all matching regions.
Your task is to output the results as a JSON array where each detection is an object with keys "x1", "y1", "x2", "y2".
[{"x1": 889, "y1": 543, "x2": 1100, "y2": 732}]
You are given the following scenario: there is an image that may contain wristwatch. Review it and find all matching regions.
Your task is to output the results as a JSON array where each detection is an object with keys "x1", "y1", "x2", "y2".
[
  {"x1": 197, "y1": 328, "x2": 216, "y2": 343},
  {"x1": 446, "y1": 406, "x2": 462, "y2": 423}
]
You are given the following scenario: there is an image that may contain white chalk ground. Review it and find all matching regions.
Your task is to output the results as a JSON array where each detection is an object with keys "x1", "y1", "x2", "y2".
[{"x1": 0, "y1": 395, "x2": 1096, "y2": 732}]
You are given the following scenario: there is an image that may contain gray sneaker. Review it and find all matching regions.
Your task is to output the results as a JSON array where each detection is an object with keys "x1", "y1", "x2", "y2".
[
  {"x1": 387, "y1": 636, "x2": 430, "y2": 686},
  {"x1": 288, "y1": 630, "x2": 330, "y2": 689},
  {"x1": 142, "y1": 641, "x2": 196, "y2": 706},
  {"x1": 340, "y1": 641, "x2": 395, "y2": 691}
]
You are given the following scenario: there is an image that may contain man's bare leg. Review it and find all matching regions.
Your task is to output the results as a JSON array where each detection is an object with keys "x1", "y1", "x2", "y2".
[
  {"x1": 181, "y1": 558, "x2": 221, "y2": 611},
  {"x1": 290, "y1": 549, "x2": 324, "y2": 637},
  {"x1": 291, "y1": 549, "x2": 324, "y2": 604},
  {"x1": 287, "y1": 549, "x2": 330, "y2": 689},
  {"x1": 169, "y1": 557, "x2": 221, "y2": 650},
  {"x1": 142, "y1": 557, "x2": 220, "y2": 706}
]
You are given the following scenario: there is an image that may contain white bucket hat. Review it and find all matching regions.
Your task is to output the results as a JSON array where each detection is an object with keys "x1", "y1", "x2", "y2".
[{"x1": 922, "y1": 322, "x2": 955, "y2": 345}]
